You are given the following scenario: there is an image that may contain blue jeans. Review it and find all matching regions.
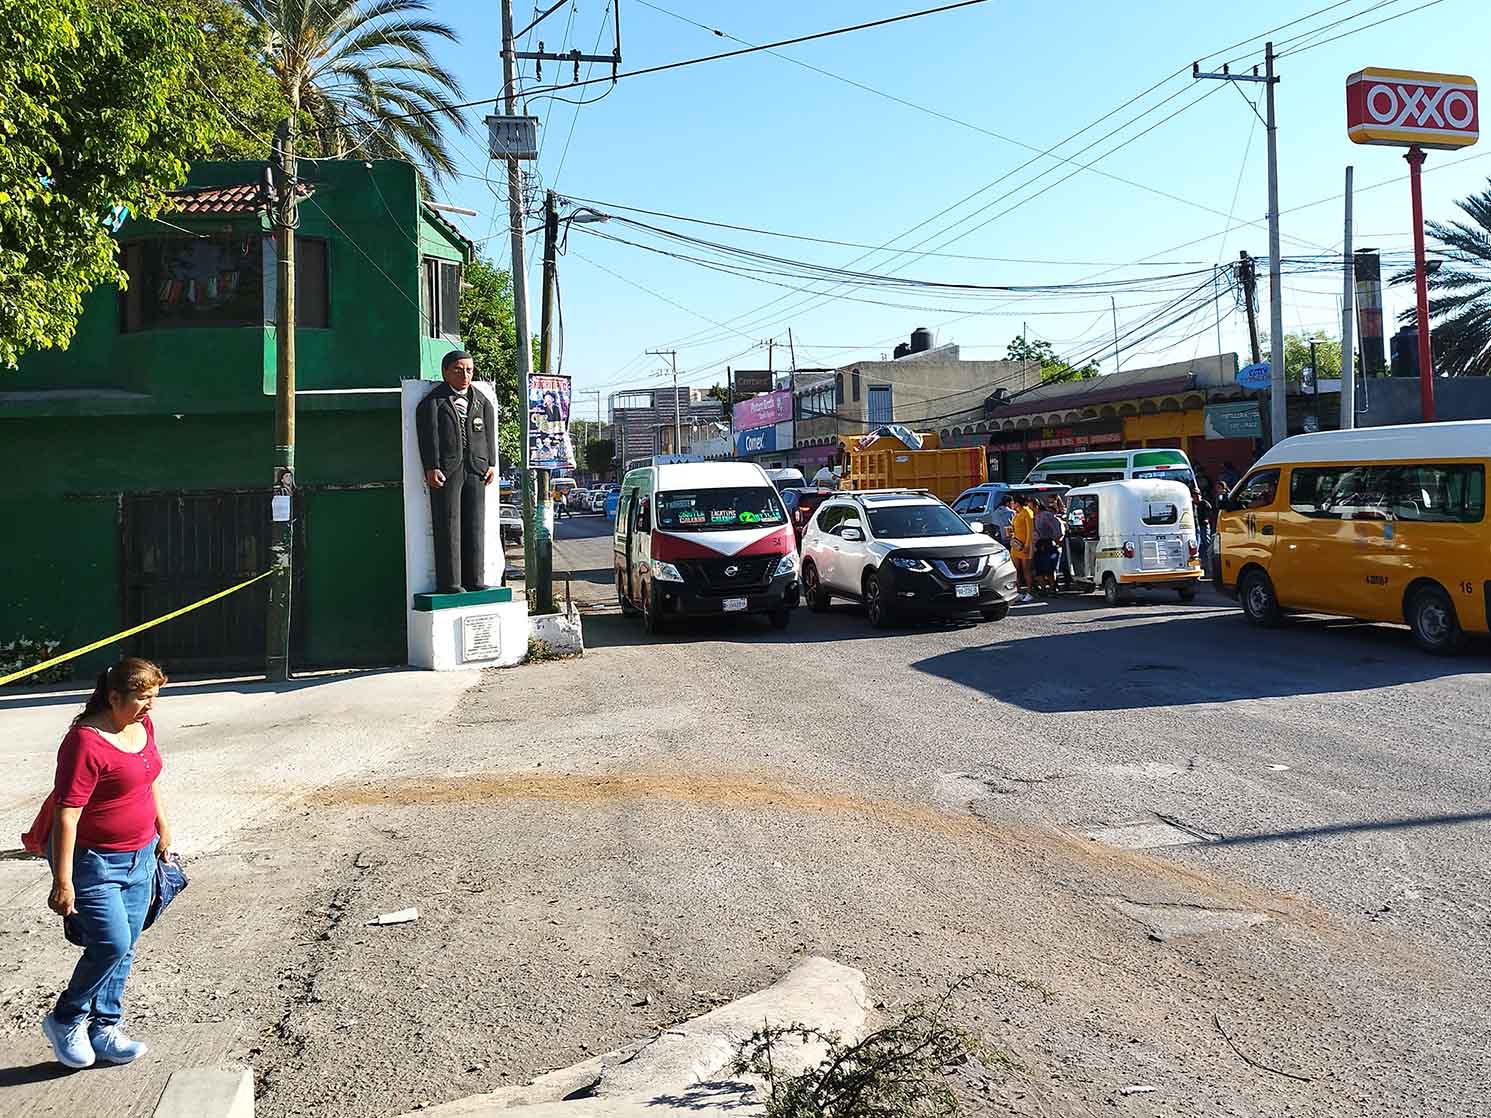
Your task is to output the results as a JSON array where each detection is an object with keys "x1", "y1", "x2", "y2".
[{"x1": 52, "y1": 838, "x2": 157, "y2": 1028}]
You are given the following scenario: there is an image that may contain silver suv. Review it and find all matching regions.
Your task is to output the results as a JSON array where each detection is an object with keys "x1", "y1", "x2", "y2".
[{"x1": 799, "y1": 490, "x2": 1017, "y2": 628}]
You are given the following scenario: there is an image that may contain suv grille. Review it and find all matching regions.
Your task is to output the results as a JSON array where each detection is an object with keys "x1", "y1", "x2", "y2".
[
  {"x1": 932, "y1": 556, "x2": 987, "y2": 580},
  {"x1": 677, "y1": 556, "x2": 772, "y2": 593}
]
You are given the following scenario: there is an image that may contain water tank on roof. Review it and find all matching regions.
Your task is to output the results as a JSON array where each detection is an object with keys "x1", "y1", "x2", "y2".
[
  {"x1": 893, "y1": 342, "x2": 911, "y2": 359},
  {"x1": 910, "y1": 326, "x2": 933, "y2": 353}
]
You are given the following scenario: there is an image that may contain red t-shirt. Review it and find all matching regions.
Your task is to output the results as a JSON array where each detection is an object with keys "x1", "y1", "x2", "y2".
[{"x1": 53, "y1": 714, "x2": 163, "y2": 852}]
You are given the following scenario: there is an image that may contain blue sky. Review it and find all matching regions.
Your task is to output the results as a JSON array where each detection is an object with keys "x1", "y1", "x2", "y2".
[{"x1": 419, "y1": 0, "x2": 1491, "y2": 403}]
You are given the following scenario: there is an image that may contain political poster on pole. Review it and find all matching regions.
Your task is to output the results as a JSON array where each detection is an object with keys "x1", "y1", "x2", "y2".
[{"x1": 528, "y1": 374, "x2": 575, "y2": 470}]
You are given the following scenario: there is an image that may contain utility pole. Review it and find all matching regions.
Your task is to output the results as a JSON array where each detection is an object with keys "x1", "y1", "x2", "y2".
[
  {"x1": 498, "y1": 0, "x2": 540, "y2": 612},
  {"x1": 647, "y1": 349, "x2": 680, "y2": 455},
  {"x1": 1196, "y1": 42, "x2": 1285, "y2": 445},
  {"x1": 1110, "y1": 296, "x2": 1122, "y2": 372},
  {"x1": 1238, "y1": 251, "x2": 1262, "y2": 365},
  {"x1": 787, "y1": 328, "x2": 798, "y2": 374},
  {"x1": 533, "y1": 188, "x2": 561, "y2": 613},
  {"x1": 265, "y1": 118, "x2": 298, "y2": 682},
  {"x1": 1340, "y1": 166, "x2": 1356, "y2": 430}
]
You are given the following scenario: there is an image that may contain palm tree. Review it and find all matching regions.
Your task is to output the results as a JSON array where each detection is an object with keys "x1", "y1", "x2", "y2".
[
  {"x1": 241, "y1": 0, "x2": 472, "y2": 185},
  {"x1": 1394, "y1": 181, "x2": 1491, "y2": 376}
]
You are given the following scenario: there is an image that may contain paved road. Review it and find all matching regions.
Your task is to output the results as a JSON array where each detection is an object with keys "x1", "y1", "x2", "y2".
[{"x1": 4, "y1": 520, "x2": 1487, "y2": 1116}]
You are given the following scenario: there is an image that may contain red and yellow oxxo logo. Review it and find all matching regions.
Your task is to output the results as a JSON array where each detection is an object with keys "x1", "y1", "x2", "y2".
[{"x1": 1347, "y1": 68, "x2": 1478, "y2": 149}]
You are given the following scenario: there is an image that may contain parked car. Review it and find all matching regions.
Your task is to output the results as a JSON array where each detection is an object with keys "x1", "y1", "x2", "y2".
[
  {"x1": 614, "y1": 460, "x2": 799, "y2": 634},
  {"x1": 568, "y1": 488, "x2": 591, "y2": 514},
  {"x1": 499, "y1": 503, "x2": 523, "y2": 547},
  {"x1": 590, "y1": 489, "x2": 611, "y2": 512},
  {"x1": 765, "y1": 467, "x2": 807, "y2": 493},
  {"x1": 799, "y1": 489, "x2": 1017, "y2": 627},
  {"x1": 950, "y1": 483, "x2": 1069, "y2": 542},
  {"x1": 1063, "y1": 480, "x2": 1202, "y2": 604},
  {"x1": 780, "y1": 487, "x2": 835, "y2": 547},
  {"x1": 605, "y1": 490, "x2": 620, "y2": 520}
]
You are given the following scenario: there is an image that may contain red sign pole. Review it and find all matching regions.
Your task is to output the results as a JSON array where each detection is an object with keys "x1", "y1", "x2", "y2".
[{"x1": 1405, "y1": 145, "x2": 1435, "y2": 422}]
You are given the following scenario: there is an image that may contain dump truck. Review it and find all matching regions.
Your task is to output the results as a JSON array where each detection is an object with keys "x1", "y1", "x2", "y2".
[{"x1": 839, "y1": 426, "x2": 987, "y2": 504}]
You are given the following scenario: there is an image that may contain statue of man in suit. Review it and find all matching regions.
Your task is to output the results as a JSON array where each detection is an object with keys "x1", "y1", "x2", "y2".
[{"x1": 416, "y1": 350, "x2": 498, "y2": 593}]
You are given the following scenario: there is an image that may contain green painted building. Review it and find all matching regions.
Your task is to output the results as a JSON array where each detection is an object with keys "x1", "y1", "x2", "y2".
[{"x1": 1, "y1": 159, "x2": 473, "y2": 678}]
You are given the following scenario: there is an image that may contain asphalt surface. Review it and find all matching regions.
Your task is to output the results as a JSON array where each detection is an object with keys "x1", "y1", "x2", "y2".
[{"x1": 4, "y1": 510, "x2": 1487, "y2": 1116}]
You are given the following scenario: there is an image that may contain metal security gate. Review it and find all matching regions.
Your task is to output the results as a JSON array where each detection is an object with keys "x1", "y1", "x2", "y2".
[{"x1": 121, "y1": 492, "x2": 299, "y2": 673}]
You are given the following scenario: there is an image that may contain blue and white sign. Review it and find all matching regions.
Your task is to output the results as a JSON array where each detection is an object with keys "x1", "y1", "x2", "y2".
[
  {"x1": 736, "y1": 424, "x2": 777, "y2": 457},
  {"x1": 1236, "y1": 361, "x2": 1272, "y2": 391}
]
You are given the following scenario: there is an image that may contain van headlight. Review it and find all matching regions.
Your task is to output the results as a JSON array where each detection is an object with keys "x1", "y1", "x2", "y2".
[
  {"x1": 773, "y1": 552, "x2": 798, "y2": 577},
  {"x1": 649, "y1": 561, "x2": 685, "y2": 583}
]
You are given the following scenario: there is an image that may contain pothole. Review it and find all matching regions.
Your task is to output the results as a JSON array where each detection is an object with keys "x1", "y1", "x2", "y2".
[
  {"x1": 1084, "y1": 816, "x2": 1216, "y2": 849},
  {"x1": 1116, "y1": 899, "x2": 1269, "y2": 940}
]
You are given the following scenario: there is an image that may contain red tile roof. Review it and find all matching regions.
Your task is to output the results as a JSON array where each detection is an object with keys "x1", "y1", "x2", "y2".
[{"x1": 164, "y1": 182, "x2": 313, "y2": 216}]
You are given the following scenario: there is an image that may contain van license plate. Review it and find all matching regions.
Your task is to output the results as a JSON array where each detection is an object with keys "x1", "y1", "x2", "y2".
[
  {"x1": 955, "y1": 583, "x2": 978, "y2": 599},
  {"x1": 722, "y1": 597, "x2": 748, "y2": 612}
]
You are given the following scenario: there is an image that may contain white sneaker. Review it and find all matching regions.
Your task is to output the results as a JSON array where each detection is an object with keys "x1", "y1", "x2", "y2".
[
  {"x1": 89, "y1": 1023, "x2": 148, "y2": 1065},
  {"x1": 1019, "y1": 593, "x2": 1034, "y2": 603}
]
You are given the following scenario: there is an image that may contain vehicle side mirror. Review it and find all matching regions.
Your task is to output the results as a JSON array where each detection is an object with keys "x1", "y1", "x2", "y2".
[
  {"x1": 636, "y1": 497, "x2": 652, "y2": 531},
  {"x1": 841, "y1": 526, "x2": 863, "y2": 542},
  {"x1": 1218, "y1": 495, "x2": 1239, "y2": 513},
  {"x1": 968, "y1": 521, "x2": 985, "y2": 535}
]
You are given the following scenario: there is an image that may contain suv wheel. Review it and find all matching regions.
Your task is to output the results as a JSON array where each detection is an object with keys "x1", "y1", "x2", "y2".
[
  {"x1": 864, "y1": 570, "x2": 897, "y2": 629},
  {"x1": 802, "y1": 561, "x2": 830, "y2": 612}
]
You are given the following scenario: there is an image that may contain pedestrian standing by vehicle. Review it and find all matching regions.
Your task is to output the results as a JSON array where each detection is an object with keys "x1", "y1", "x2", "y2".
[
  {"x1": 1032, "y1": 497, "x2": 1066, "y2": 595},
  {"x1": 1218, "y1": 461, "x2": 1240, "y2": 495},
  {"x1": 1009, "y1": 495, "x2": 1035, "y2": 602},
  {"x1": 31, "y1": 657, "x2": 172, "y2": 1069},
  {"x1": 1194, "y1": 483, "x2": 1215, "y2": 576},
  {"x1": 988, "y1": 494, "x2": 1016, "y2": 547},
  {"x1": 1049, "y1": 492, "x2": 1073, "y2": 589}
]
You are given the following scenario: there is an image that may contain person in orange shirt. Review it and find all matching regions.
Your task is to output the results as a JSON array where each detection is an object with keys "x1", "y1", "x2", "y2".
[{"x1": 1009, "y1": 495, "x2": 1035, "y2": 603}]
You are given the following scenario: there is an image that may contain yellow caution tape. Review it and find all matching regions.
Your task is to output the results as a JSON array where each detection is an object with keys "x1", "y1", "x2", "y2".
[{"x1": 0, "y1": 569, "x2": 273, "y2": 687}]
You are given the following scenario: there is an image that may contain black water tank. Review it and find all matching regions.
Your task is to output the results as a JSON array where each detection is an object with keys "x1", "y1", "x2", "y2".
[
  {"x1": 893, "y1": 342, "x2": 911, "y2": 359},
  {"x1": 1390, "y1": 327, "x2": 1420, "y2": 377},
  {"x1": 910, "y1": 326, "x2": 933, "y2": 353}
]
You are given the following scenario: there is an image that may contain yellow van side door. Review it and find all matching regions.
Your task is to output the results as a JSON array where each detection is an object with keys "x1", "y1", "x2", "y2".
[{"x1": 1272, "y1": 465, "x2": 1362, "y2": 612}]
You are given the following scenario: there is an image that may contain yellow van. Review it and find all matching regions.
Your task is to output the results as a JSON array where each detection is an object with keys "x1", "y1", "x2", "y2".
[{"x1": 1216, "y1": 421, "x2": 1490, "y2": 653}]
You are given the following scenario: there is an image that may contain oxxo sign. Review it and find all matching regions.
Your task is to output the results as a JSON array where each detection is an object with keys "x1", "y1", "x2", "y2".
[{"x1": 1347, "y1": 68, "x2": 1479, "y2": 149}]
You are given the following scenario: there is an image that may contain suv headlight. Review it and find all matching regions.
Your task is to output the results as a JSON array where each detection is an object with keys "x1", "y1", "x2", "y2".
[
  {"x1": 890, "y1": 556, "x2": 933, "y2": 572},
  {"x1": 649, "y1": 560, "x2": 684, "y2": 583},
  {"x1": 773, "y1": 552, "x2": 798, "y2": 577}
]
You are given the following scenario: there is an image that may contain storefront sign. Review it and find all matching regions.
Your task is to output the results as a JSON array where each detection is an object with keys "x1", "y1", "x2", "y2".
[
  {"x1": 1347, "y1": 68, "x2": 1478, "y2": 150},
  {"x1": 1236, "y1": 361, "x2": 1272, "y2": 390},
  {"x1": 733, "y1": 388, "x2": 793, "y2": 430},
  {"x1": 736, "y1": 424, "x2": 777, "y2": 456},
  {"x1": 1204, "y1": 400, "x2": 1262, "y2": 440},
  {"x1": 732, "y1": 369, "x2": 774, "y2": 395}
]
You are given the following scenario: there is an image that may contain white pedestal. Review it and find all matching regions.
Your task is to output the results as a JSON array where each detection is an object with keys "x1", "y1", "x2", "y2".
[{"x1": 408, "y1": 600, "x2": 529, "y2": 671}]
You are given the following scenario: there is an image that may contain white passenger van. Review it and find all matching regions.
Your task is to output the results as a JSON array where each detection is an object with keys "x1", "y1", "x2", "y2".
[
  {"x1": 1027, "y1": 448, "x2": 1196, "y2": 489},
  {"x1": 613, "y1": 461, "x2": 800, "y2": 635}
]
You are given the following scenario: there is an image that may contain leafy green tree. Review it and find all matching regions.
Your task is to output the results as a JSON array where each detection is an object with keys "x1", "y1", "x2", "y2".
[
  {"x1": 459, "y1": 256, "x2": 521, "y2": 466},
  {"x1": 1284, "y1": 330, "x2": 1341, "y2": 386},
  {"x1": 242, "y1": 0, "x2": 472, "y2": 187},
  {"x1": 189, "y1": 0, "x2": 295, "y2": 159},
  {"x1": 0, "y1": 0, "x2": 223, "y2": 367},
  {"x1": 1005, "y1": 335, "x2": 1098, "y2": 383}
]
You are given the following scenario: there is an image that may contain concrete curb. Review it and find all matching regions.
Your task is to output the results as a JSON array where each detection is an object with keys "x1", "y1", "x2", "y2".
[
  {"x1": 153, "y1": 1067, "x2": 254, "y2": 1118},
  {"x1": 412, "y1": 957, "x2": 867, "y2": 1118}
]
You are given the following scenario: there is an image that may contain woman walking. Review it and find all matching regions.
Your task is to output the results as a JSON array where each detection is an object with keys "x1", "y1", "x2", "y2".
[{"x1": 38, "y1": 657, "x2": 171, "y2": 1069}]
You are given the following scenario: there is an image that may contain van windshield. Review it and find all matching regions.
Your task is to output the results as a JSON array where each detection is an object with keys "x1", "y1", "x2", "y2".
[
  {"x1": 1134, "y1": 467, "x2": 1195, "y2": 486},
  {"x1": 656, "y1": 487, "x2": 786, "y2": 531}
]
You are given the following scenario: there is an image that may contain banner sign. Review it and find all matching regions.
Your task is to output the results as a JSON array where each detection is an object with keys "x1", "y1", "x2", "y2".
[
  {"x1": 736, "y1": 424, "x2": 777, "y2": 457},
  {"x1": 528, "y1": 374, "x2": 575, "y2": 470},
  {"x1": 1205, "y1": 401, "x2": 1263, "y2": 440},
  {"x1": 1347, "y1": 68, "x2": 1479, "y2": 150},
  {"x1": 733, "y1": 388, "x2": 793, "y2": 430}
]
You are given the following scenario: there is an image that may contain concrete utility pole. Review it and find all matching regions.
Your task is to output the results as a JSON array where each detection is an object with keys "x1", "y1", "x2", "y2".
[
  {"x1": 498, "y1": 0, "x2": 539, "y2": 607},
  {"x1": 1110, "y1": 296, "x2": 1122, "y2": 372},
  {"x1": 647, "y1": 348, "x2": 680, "y2": 454},
  {"x1": 265, "y1": 117, "x2": 298, "y2": 682},
  {"x1": 1341, "y1": 166, "x2": 1356, "y2": 430},
  {"x1": 1196, "y1": 42, "x2": 1285, "y2": 445}
]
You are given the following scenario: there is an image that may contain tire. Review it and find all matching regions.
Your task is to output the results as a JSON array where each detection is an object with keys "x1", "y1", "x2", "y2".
[
  {"x1": 1239, "y1": 569, "x2": 1280, "y2": 627},
  {"x1": 617, "y1": 572, "x2": 639, "y2": 617},
  {"x1": 1407, "y1": 584, "x2": 1464, "y2": 655},
  {"x1": 864, "y1": 571, "x2": 897, "y2": 629},
  {"x1": 1102, "y1": 573, "x2": 1122, "y2": 607},
  {"x1": 802, "y1": 561, "x2": 830, "y2": 612},
  {"x1": 1178, "y1": 587, "x2": 1197, "y2": 603},
  {"x1": 769, "y1": 606, "x2": 791, "y2": 630},
  {"x1": 642, "y1": 585, "x2": 667, "y2": 636},
  {"x1": 981, "y1": 603, "x2": 1009, "y2": 622}
]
